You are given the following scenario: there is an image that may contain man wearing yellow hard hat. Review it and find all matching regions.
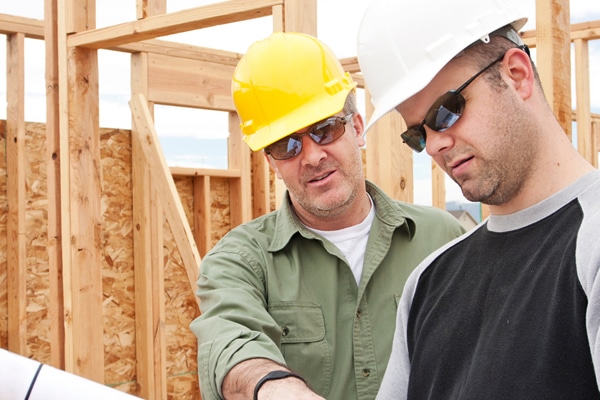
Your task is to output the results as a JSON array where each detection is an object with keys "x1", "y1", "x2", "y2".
[{"x1": 190, "y1": 32, "x2": 465, "y2": 400}]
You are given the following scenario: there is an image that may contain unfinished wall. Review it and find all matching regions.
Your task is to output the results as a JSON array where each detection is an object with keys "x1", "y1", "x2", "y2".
[{"x1": 0, "y1": 120, "x2": 236, "y2": 397}]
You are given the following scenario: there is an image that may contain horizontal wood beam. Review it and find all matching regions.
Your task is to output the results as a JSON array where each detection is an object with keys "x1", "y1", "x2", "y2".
[
  {"x1": 572, "y1": 111, "x2": 600, "y2": 121},
  {"x1": 521, "y1": 19, "x2": 600, "y2": 47},
  {"x1": 147, "y1": 53, "x2": 236, "y2": 110},
  {"x1": 0, "y1": 13, "x2": 44, "y2": 39},
  {"x1": 3, "y1": 13, "x2": 598, "y2": 66},
  {"x1": 570, "y1": 20, "x2": 600, "y2": 41},
  {"x1": 0, "y1": 13, "x2": 244, "y2": 64},
  {"x1": 170, "y1": 167, "x2": 241, "y2": 178},
  {"x1": 114, "y1": 38, "x2": 243, "y2": 65},
  {"x1": 67, "y1": 0, "x2": 283, "y2": 49},
  {"x1": 340, "y1": 56, "x2": 361, "y2": 73}
]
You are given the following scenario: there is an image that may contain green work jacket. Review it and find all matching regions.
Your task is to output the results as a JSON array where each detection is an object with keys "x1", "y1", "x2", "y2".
[{"x1": 191, "y1": 181, "x2": 465, "y2": 400}]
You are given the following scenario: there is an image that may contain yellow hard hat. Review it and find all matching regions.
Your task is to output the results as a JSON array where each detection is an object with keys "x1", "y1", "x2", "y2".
[{"x1": 232, "y1": 32, "x2": 356, "y2": 151}]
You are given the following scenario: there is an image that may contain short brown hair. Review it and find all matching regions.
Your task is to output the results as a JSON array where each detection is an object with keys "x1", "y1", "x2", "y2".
[{"x1": 459, "y1": 25, "x2": 542, "y2": 92}]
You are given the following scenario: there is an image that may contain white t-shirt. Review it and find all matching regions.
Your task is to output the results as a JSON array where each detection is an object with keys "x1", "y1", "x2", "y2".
[{"x1": 309, "y1": 195, "x2": 375, "y2": 285}]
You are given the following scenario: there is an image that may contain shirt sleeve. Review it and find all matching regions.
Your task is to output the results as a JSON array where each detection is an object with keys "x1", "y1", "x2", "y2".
[
  {"x1": 576, "y1": 200, "x2": 600, "y2": 393},
  {"x1": 190, "y1": 235, "x2": 286, "y2": 400}
]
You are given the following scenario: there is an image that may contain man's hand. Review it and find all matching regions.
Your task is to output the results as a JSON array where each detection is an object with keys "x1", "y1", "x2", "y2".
[
  {"x1": 257, "y1": 373, "x2": 325, "y2": 399},
  {"x1": 222, "y1": 358, "x2": 325, "y2": 400}
]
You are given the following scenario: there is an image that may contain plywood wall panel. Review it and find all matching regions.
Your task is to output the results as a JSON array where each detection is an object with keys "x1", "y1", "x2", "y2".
[
  {"x1": 0, "y1": 122, "x2": 213, "y2": 396},
  {"x1": 100, "y1": 128, "x2": 137, "y2": 391}
]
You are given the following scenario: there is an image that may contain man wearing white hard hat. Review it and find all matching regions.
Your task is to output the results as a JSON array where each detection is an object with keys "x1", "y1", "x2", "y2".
[{"x1": 357, "y1": 0, "x2": 600, "y2": 399}]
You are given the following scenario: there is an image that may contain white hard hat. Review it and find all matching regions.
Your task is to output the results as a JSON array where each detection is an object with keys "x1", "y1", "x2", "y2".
[{"x1": 357, "y1": 0, "x2": 528, "y2": 132}]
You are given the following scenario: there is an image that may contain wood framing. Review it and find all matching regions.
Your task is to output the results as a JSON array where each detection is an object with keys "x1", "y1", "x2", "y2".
[
  {"x1": 0, "y1": 0, "x2": 598, "y2": 398},
  {"x1": 130, "y1": 93, "x2": 202, "y2": 308}
]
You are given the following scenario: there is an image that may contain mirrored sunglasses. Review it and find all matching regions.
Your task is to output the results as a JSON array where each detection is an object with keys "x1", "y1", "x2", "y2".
[
  {"x1": 400, "y1": 49, "x2": 520, "y2": 152},
  {"x1": 265, "y1": 113, "x2": 354, "y2": 160}
]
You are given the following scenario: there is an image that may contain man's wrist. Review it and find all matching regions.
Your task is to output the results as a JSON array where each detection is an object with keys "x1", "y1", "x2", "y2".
[{"x1": 253, "y1": 370, "x2": 306, "y2": 400}]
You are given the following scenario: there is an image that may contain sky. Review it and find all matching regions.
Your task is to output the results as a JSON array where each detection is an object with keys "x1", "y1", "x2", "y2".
[{"x1": 1, "y1": 0, "x2": 599, "y2": 208}]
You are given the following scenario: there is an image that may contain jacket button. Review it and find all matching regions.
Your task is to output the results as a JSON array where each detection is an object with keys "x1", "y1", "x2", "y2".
[
  {"x1": 282, "y1": 326, "x2": 290, "y2": 336},
  {"x1": 362, "y1": 369, "x2": 370, "y2": 377}
]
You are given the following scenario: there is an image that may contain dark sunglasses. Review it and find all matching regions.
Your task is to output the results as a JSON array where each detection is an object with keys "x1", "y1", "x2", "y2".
[
  {"x1": 264, "y1": 113, "x2": 354, "y2": 160},
  {"x1": 401, "y1": 46, "x2": 527, "y2": 152}
]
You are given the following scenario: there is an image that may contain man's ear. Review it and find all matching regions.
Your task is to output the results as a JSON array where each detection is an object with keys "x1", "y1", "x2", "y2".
[
  {"x1": 352, "y1": 113, "x2": 367, "y2": 147},
  {"x1": 503, "y1": 47, "x2": 535, "y2": 100},
  {"x1": 263, "y1": 151, "x2": 283, "y2": 179}
]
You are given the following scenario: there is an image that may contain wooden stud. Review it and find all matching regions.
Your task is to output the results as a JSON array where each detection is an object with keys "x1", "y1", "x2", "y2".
[
  {"x1": 44, "y1": 0, "x2": 66, "y2": 370},
  {"x1": 593, "y1": 119, "x2": 599, "y2": 166},
  {"x1": 431, "y1": 161, "x2": 446, "y2": 210},
  {"x1": 272, "y1": 1, "x2": 286, "y2": 208},
  {"x1": 132, "y1": 48, "x2": 168, "y2": 399},
  {"x1": 574, "y1": 39, "x2": 595, "y2": 166},
  {"x1": 228, "y1": 112, "x2": 252, "y2": 228},
  {"x1": 481, "y1": 204, "x2": 491, "y2": 221},
  {"x1": 193, "y1": 175, "x2": 212, "y2": 257},
  {"x1": 535, "y1": 0, "x2": 572, "y2": 137},
  {"x1": 282, "y1": 0, "x2": 316, "y2": 36},
  {"x1": 6, "y1": 32, "x2": 27, "y2": 356},
  {"x1": 59, "y1": 0, "x2": 105, "y2": 382},
  {"x1": 137, "y1": 0, "x2": 166, "y2": 20},
  {"x1": 364, "y1": 91, "x2": 415, "y2": 203},
  {"x1": 251, "y1": 152, "x2": 271, "y2": 218},
  {"x1": 64, "y1": 45, "x2": 106, "y2": 382},
  {"x1": 56, "y1": 0, "x2": 75, "y2": 376}
]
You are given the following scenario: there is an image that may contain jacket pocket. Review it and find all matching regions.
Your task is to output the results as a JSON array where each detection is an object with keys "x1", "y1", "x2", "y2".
[{"x1": 268, "y1": 302, "x2": 330, "y2": 396}]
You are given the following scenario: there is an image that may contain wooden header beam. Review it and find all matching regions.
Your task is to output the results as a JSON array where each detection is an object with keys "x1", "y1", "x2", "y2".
[
  {"x1": 521, "y1": 19, "x2": 600, "y2": 47},
  {"x1": 3, "y1": 12, "x2": 599, "y2": 55},
  {"x1": 67, "y1": 0, "x2": 283, "y2": 49},
  {"x1": 0, "y1": 13, "x2": 44, "y2": 39},
  {"x1": 115, "y1": 39, "x2": 243, "y2": 65},
  {"x1": 4, "y1": 12, "x2": 597, "y2": 68},
  {"x1": 570, "y1": 20, "x2": 600, "y2": 41},
  {"x1": 170, "y1": 167, "x2": 242, "y2": 178}
]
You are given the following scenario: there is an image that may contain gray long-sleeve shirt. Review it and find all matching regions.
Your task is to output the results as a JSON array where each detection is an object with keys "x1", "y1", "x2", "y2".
[{"x1": 377, "y1": 170, "x2": 600, "y2": 400}]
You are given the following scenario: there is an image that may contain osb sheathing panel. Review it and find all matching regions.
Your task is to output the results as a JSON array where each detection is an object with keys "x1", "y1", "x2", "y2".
[
  {"x1": 0, "y1": 121, "x2": 51, "y2": 363},
  {"x1": 101, "y1": 127, "x2": 137, "y2": 392},
  {"x1": 207, "y1": 177, "x2": 232, "y2": 246},
  {"x1": 0, "y1": 120, "x2": 235, "y2": 398}
]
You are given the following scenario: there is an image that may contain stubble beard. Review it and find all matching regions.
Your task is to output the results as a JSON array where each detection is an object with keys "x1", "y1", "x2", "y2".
[
  {"x1": 292, "y1": 174, "x2": 360, "y2": 219},
  {"x1": 460, "y1": 160, "x2": 530, "y2": 205},
  {"x1": 290, "y1": 153, "x2": 364, "y2": 219},
  {"x1": 458, "y1": 98, "x2": 537, "y2": 206}
]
